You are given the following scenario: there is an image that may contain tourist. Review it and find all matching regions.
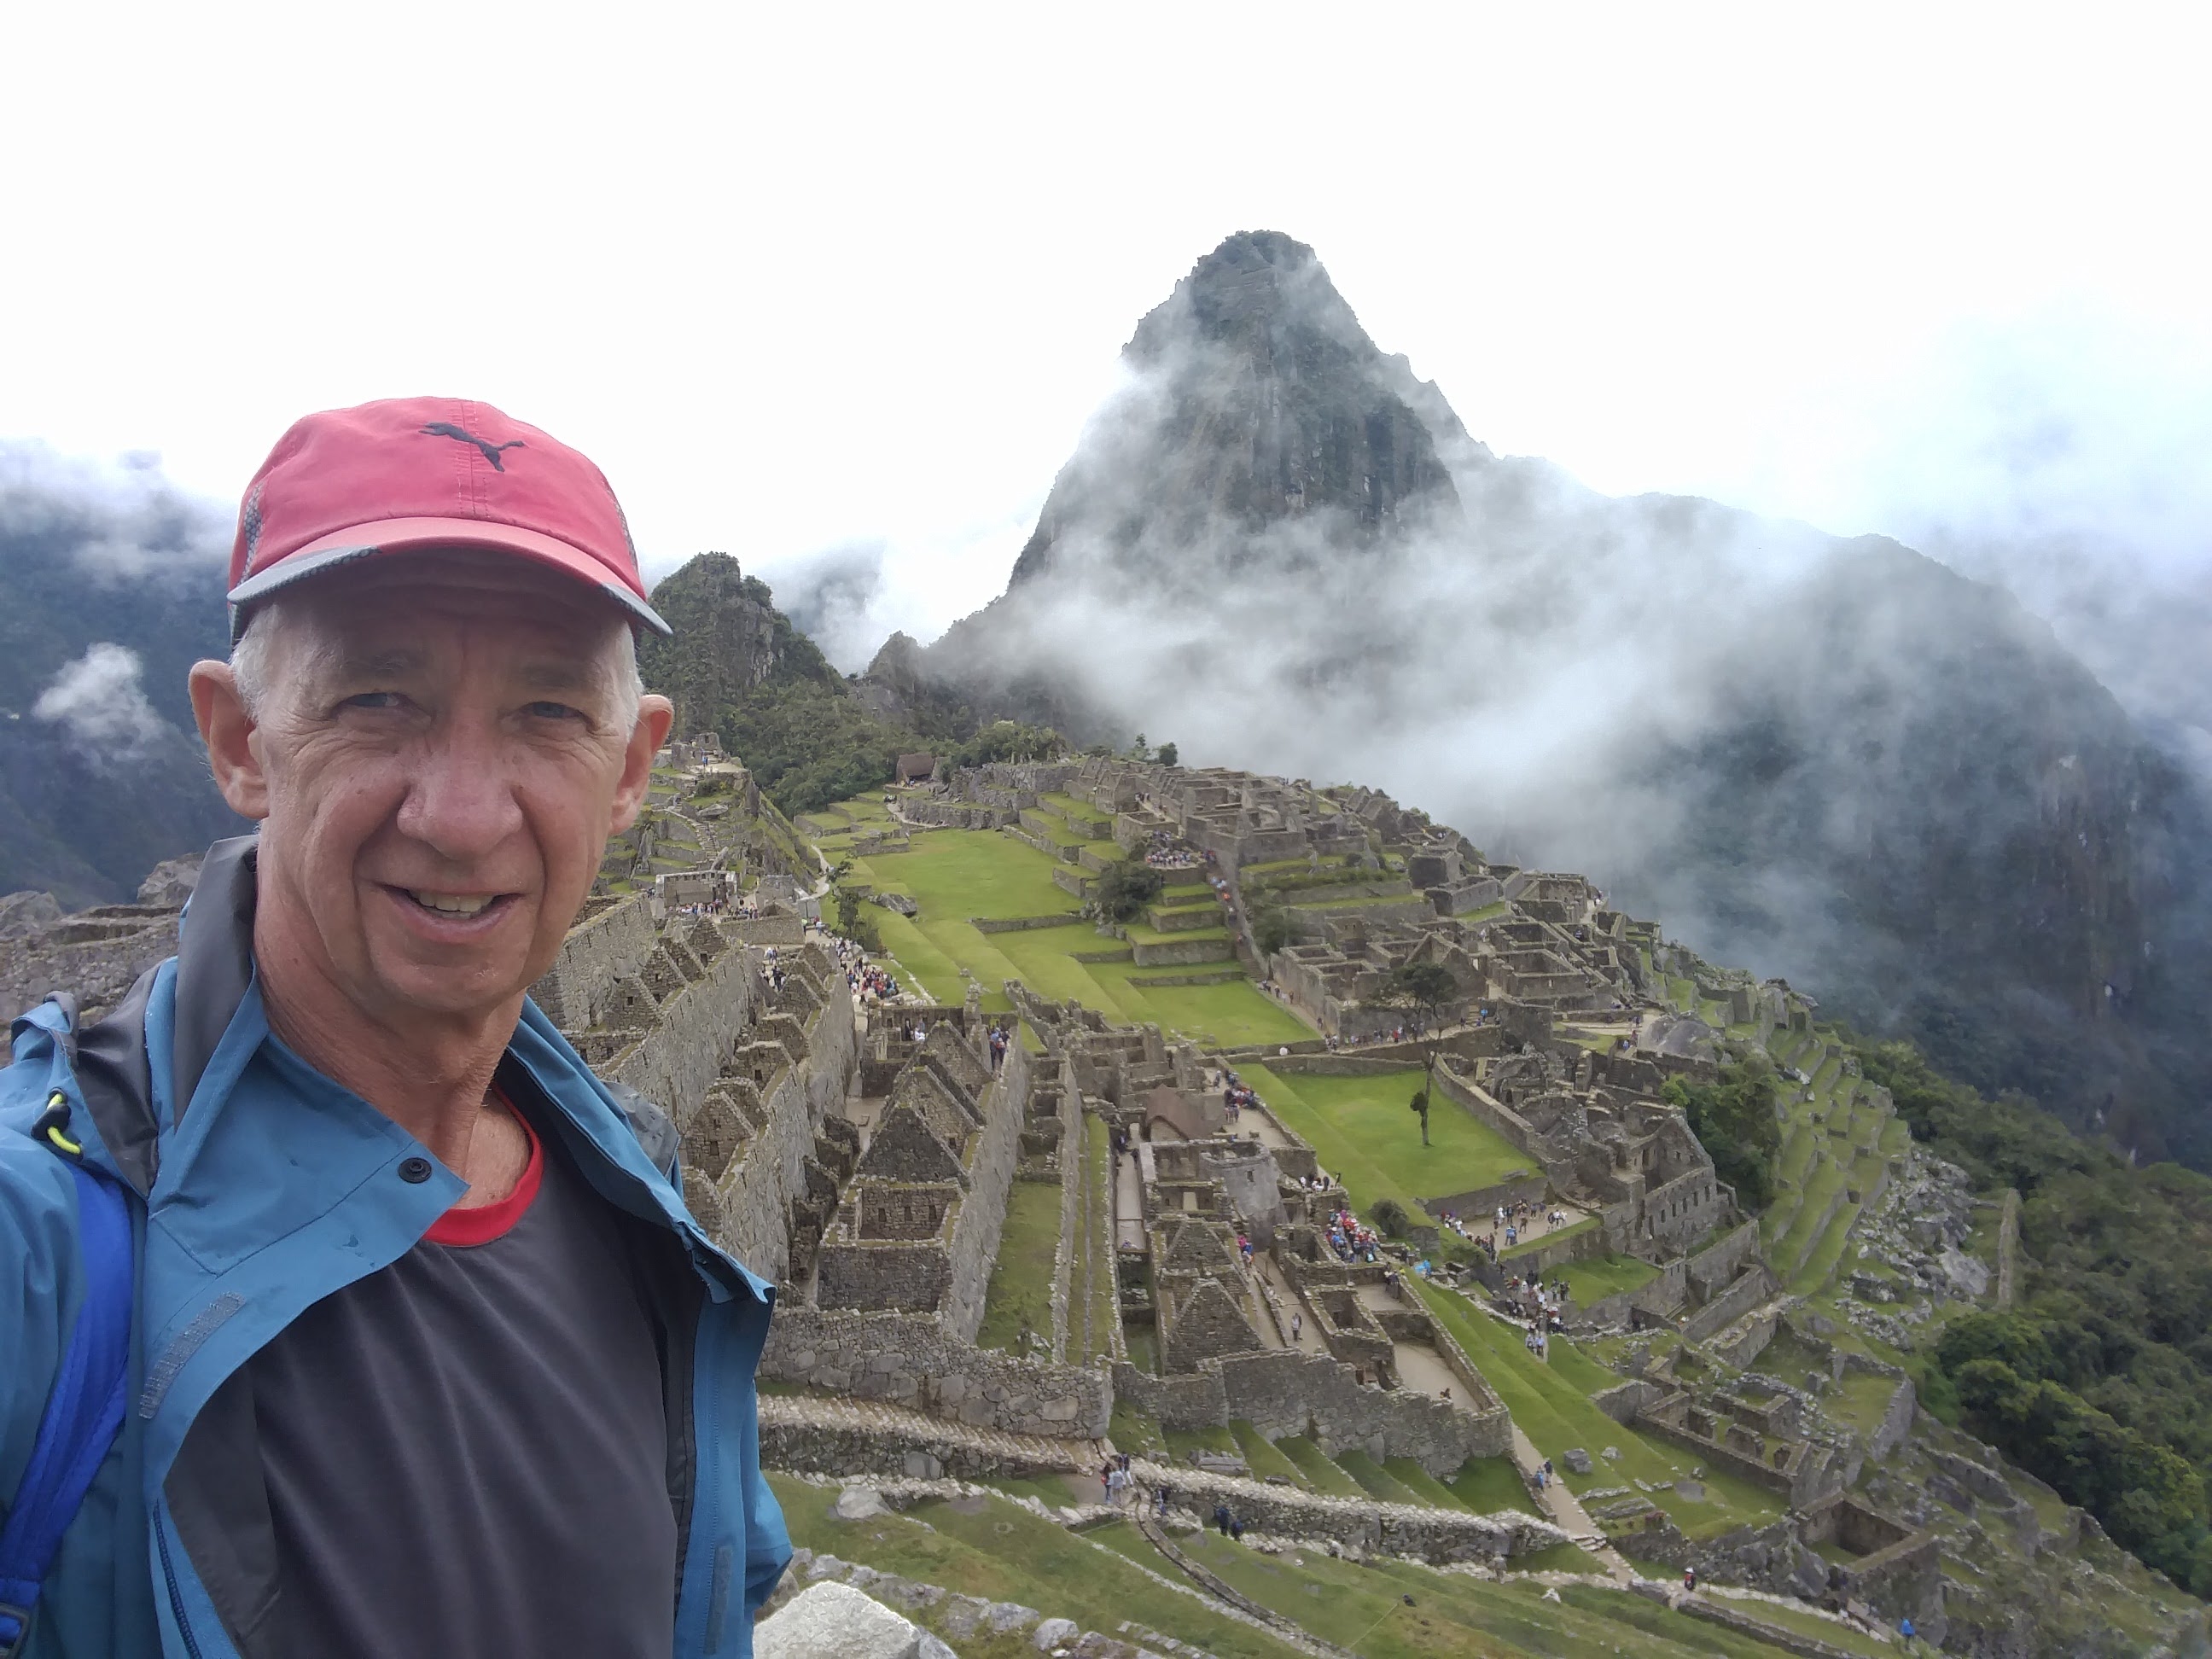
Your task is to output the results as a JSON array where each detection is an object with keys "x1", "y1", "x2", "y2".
[
  {"x1": 1684, "y1": 1567, "x2": 1697, "y2": 1594},
  {"x1": 0, "y1": 397, "x2": 787, "y2": 1655},
  {"x1": 1230, "y1": 1516, "x2": 1244, "y2": 1542},
  {"x1": 1214, "y1": 1503, "x2": 1232, "y2": 1535}
]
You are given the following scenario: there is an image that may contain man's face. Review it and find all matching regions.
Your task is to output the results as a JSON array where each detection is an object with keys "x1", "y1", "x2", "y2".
[{"x1": 206, "y1": 555, "x2": 668, "y2": 1031}]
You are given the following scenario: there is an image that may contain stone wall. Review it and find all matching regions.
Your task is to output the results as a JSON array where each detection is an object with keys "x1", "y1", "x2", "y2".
[
  {"x1": 1640, "y1": 1165, "x2": 1733, "y2": 1253},
  {"x1": 941, "y1": 1037, "x2": 1033, "y2": 1339},
  {"x1": 1569, "y1": 1255, "x2": 1688, "y2": 1333},
  {"x1": 1681, "y1": 1265, "x2": 1777, "y2": 1344},
  {"x1": 713, "y1": 952, "x2": 859, "y2": 1281},
  {"x1": 759, "y1": 1305, "x2": 1110, "y2": 1438},
  {"x1": 1130, "y1": 1458, "x2": 1564, "y2": 1563},
  {"x1": 1685, "y1": 1220, "x2": 1763, "y2": 1299},
  {"x1": 1419, "y1": 1171, "x2": 1549, "y2": 1225},
  {"x1": 527, "y1": 893, "x2": 659, "y2": 1030}
]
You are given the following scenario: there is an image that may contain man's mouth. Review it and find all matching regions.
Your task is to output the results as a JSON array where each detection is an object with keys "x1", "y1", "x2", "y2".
[{"x1": 400, "y1": 888, "x2": 504, "y2": 918}]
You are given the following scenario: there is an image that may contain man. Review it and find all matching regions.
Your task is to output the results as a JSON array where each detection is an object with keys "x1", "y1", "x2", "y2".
[{"x1": 0, "y1": 398, "x2": 789, "y2": 1657}]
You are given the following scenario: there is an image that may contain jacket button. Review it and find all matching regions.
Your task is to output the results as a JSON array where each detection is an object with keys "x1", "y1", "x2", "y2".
[{"x1": 398, "y1": 1156, "x2": 434, "y2": 1184}]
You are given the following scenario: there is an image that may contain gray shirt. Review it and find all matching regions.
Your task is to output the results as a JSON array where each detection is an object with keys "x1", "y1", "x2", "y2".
[{"x1": 244, "y1": 1091, "x2": 679, "y2": 1657}]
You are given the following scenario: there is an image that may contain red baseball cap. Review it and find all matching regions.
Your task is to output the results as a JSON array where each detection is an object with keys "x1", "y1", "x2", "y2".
[{"x1": 226, "y1": 396, "x2": 670, "y2": 640}]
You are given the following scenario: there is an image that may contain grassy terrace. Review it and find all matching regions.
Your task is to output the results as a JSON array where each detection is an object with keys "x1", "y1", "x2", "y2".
[
  {"x1": 1414, "y1": 1281, "x2": 1784, "y2": 1539},
  {"x1": 771, "y1": 1476, "x2": 1304, "y2": 1659},
  {"x1": 975, "y1": 1180, "x2": 1062, "y2": 1352},
  {"x1": 816, "y1": 806, "x2": 1311, "y2": 1048},
  {"x1": 1073, "y1": 1114, "x2": 1118, "y2": 1363},
  {"x1": 1558, "y1": 1253, "x2": 1660, "y2": 1305},
  {"x1": 1242, "y1": 1066, "x2": 1535, "y2": 1218}
]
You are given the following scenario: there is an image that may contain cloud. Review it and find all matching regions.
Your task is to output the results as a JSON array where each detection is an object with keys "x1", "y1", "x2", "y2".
[
  {"x1": 0, "y1": 439, "x2": 230, "y2": 587},
  {"x1": 753, "y1": 541, "x2": 888, "y2": 673},
  {"x1": 33, "y1": 643, "x2": 166, "y2": 761}
]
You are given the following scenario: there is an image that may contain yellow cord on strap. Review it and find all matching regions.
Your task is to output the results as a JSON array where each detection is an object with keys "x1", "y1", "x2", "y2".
[{"x1": 46, "y1": 1124, "x2": 84, "y2": 1155}]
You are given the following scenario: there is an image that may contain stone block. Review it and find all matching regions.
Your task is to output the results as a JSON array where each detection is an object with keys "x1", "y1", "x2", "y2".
[
  {"x1": 1033, "y1": 1618, "x2": 1080, "y2": 1650},
  {"x1": 754, "y1": 1582, "x2": 926, "y2": 1659}
]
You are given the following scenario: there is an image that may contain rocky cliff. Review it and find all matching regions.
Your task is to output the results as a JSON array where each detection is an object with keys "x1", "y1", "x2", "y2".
[{"x1": 639, "y1": 553, "x2": 908, "y2": 815}]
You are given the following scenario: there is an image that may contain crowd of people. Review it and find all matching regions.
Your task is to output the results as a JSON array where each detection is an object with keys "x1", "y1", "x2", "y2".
[
  {"x1": 829, "y1": 933, "x2": 905, "y2": 1007},
  {"x1": 1141, "y1": 829, "x2": 1203, "y2": 870},
  {"x1": 1433, "y1": 1197, "x2": 1577, "y2": 1261},
  {"x1": 1325, "y1": 1205, "x2": 1382, "y2": 1264}
]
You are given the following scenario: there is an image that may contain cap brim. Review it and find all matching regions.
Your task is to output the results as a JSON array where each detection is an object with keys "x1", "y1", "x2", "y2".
[{"x1": 227, "y1": 515, "x2": 672, "y2": 640}]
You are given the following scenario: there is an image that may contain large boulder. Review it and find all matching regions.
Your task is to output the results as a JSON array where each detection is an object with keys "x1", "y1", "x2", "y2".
[
  {"x1": 0, "y1": 890, "x2": 62, "y2": 940},
  {"x1": 753, "y1": 1581, "x2": 953, "y2": 1659}
]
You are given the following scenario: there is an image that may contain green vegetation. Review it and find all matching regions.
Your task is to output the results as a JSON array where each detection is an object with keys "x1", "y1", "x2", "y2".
[
  {"x1": 1414, "y1": 1281, "x2": 1783, "y2": 1537},
  {"x1": 975, "y1": 1180, "x2": 1062, "y2": 1353},
  {"x1": 1090, "y1": 856, "x2": 1166, "y2": 923},
  {"x1": 640, "y1": 553, "x2": 909, "y2": 814},
  {"x1": 952, "y1": 719, "x2": 1066, "y2": 766},
  {"x1": 1446, "y1": 1456, "x2": 1535, "y2": 1516},
  {"x1": 1852, "y1": 1032, "x2": 2212, "y2": 1592},
  {"x1": 1243, "y1": 1066, "x2": 1534, "y2": 1217},
  {"x1": 1662, "y1": 1057, "x2": 1782, "y2": 1211},
  {"x1": 1276, "y1": 1435, "x2": 1365, "y2": 1497},
  {"x1": 1074, "y1": 1114, "x2": 1118, "y2": 1362},
  {"x1": 1228, "y1": 1421, "x2": 1312, "y2": 1487}
]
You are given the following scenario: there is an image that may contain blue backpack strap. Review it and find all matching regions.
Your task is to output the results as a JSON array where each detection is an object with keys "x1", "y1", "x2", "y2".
[{"x1": 0, "y1": 1098, "x2": 136, "y2": 1657}]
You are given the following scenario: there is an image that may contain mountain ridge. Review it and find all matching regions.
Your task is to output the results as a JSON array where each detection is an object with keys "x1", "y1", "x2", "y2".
[{"x1": 882, "y1": 229, "x2": 2212, "y2": 1159}]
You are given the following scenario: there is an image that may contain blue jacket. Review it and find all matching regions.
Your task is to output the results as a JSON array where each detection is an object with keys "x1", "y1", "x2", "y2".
[{"x1": 0, "y1": 838, "x2": 789, "y2": 1657}]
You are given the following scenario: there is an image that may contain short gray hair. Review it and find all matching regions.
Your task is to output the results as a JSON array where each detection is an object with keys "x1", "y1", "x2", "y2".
[{"x1": 230, "y1": 597, "x2": 644, "y2": 733}]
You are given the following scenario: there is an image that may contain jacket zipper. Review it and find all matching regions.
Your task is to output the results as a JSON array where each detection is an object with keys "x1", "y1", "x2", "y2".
[{"x1": 155, "y1": 1512, "x2": 206, "y2": 1659}]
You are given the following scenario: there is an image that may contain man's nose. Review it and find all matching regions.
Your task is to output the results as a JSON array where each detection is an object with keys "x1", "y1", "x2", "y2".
[{"x1": 395, "y1": 717, "x2": 525, "y2": 861}]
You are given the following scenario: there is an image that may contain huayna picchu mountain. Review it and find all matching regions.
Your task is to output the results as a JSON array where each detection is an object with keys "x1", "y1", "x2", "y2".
[{"x1": 888, "y1": 230, "x2": 2212, "y2": 1161}]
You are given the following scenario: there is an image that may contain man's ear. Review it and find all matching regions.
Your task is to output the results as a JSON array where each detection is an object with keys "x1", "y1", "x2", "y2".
[
  {"x1": 189, "y1": 661, "x2": 271, "y2": 820},
  {"x1": 610, "y1": 695, "x2": 678, "y2": 835}
]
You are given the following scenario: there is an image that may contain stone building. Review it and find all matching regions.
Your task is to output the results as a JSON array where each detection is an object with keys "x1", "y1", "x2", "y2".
[{"x1": 812, "y1": 1025, "x2": 1033, "y2": 1339}]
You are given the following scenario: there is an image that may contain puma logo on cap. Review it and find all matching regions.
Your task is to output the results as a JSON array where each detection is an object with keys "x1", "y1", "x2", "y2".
[{"x1": 420, "y1": 422, "x2": 526, "y2": 472}]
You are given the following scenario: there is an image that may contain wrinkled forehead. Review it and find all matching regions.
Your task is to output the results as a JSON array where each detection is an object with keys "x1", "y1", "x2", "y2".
[{"x1": 274, "y1": 550, "x2": 633, "y2": 677}]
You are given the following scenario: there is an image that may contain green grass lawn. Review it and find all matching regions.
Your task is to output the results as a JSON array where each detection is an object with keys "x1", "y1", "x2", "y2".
[
  {"x1": 1075, "y1": 1114, "x2": 1119, "y2": 1361},
  {"x1": 818, "y1": 820, "x2": 1312, "y2": 1046},
  {"x1": 1335, "y1": 1447, "x2": 1423, "y2": 1505},
  {"x1": 1447, "y1": 1455, "x2": 1535, "y2": 1516},
  {"x1": 1229, "y1": 1421, "x2": 1313, "y2": 1487},
  {"x1": 1559, "y1": 1254, "x2": 1660, "y2": 1305},
  {"x1": 1276, "y1": 1435, "x2": 1366, "y2": 1498},
  {"x1": 1382, "y1": 1457, "x2": 1472, "y2": 1510},
  {"x1": 975, "y1": 1179, "x2": 1063, "y2": 1351},
  {"x1": 1243, "y1": 1066, "x2": 1535, "y2": 1218}
]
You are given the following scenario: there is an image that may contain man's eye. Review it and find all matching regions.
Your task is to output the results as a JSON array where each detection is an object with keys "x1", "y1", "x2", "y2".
[
  {"x1": 341, "y1": 692, "x2": 404, "y2": 711},
  {"x1": 525, "y1": 701, "x2": 584, "y2": 721}
]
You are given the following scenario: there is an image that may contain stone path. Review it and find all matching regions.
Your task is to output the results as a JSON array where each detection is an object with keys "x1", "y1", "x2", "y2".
[
  {"x1": 1506, "y1": 1424, "x2": 1633, "y2": 1583},
  {"x1": 1114, "y1": 1142, "x2": 1146, "y2": 1251}
]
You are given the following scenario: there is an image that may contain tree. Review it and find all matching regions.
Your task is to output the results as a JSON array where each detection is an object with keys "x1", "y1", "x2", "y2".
[
  {"x1": 1408, "y1": 1088, "x2": 1432, "y2": 1147},
  {"x1": 1662, "y1": 1059, "x2": 1782, "y2": 1211},
  {"x1": 1370, "y1": 958, "x2": 1461, "y2": 1105},
  {"x1": 1128, "y1": 732, "x2": 1150, "y2": 761},
  {"x1": 1253, "y1": 904, "x2": 1293, "y2": 958},
  {"x1": 1091, "y1": 858, "x2": 1165, "y2": 923},
  {"x1": 1371, "y1": 1197, "x2": 1412, "y2": 1237},
  {"x1": 1155, "y1": 742, "x2": 1179, "y2": 767}
]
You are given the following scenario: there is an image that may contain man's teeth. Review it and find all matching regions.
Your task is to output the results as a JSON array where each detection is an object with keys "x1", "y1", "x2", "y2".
[{"x1": 408, "y1": 891, "x2": 494, "y2": 917}]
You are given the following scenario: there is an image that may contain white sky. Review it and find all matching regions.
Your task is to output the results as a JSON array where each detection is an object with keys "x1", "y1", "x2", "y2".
[{"x1": 4, "y1": 3, "x2": 2209, "y2": 654}]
